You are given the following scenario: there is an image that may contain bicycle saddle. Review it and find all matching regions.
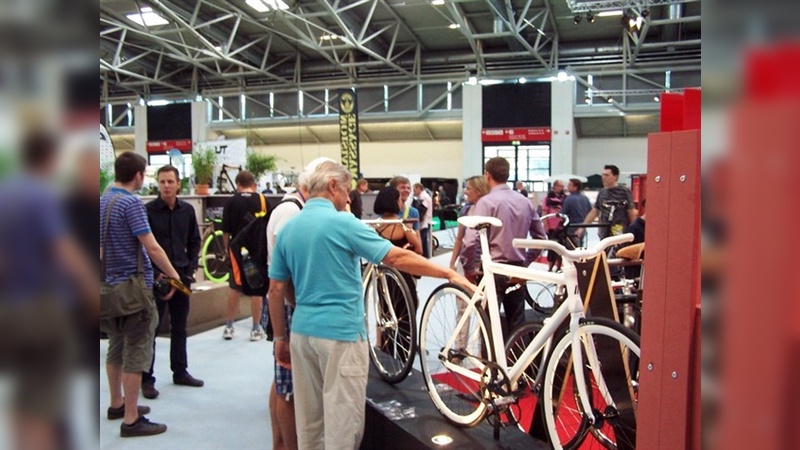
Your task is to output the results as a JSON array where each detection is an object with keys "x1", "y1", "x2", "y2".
[
  {"x1": 458, "y1": 216, "x2": 502, "y2": 229},
  {"x1": 615, "y1": 242, "x2": 645, "y2": 261}
]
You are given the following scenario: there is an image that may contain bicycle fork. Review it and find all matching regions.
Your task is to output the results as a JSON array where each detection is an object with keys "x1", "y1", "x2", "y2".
[{"x1": 569, "y1": 314, "x2": 599, "y2": 427}]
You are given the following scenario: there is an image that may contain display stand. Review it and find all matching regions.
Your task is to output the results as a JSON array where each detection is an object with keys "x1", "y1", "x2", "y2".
[
  {"x1": 636, "y1": 88, "x2": 701, "y2": 449},
  {"x1": 362, "y1": 366, "x2": 548, "y2": 450}
]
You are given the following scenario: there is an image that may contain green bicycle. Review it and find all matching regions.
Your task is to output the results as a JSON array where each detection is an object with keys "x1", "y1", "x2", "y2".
[{"x1": 201, "y1": 217, "x2": 229, "y2": 283}]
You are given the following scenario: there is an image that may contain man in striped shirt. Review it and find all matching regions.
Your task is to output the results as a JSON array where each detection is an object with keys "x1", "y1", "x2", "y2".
[{"x1": 100, "y1": 152, "x2": 181, "y2": 438}]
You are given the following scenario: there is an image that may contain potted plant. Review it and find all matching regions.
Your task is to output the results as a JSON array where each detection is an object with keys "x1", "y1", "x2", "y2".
[
  {"x1": 246, "y1": 151, "x2": 278, "y2": 188},
  {"x1": 192, "y1": 146, "x2": 217, "y2": 195}
]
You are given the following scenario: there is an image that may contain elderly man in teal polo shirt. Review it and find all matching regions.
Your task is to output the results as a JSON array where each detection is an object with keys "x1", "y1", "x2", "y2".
[{"x1": 268, "y1": 161, "x2": 474, "y2": 450}]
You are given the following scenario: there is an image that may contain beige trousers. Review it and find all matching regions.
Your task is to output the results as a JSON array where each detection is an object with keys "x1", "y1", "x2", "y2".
[{"x1": 290, "y1": 334, "x2": 369, "y2": 450}]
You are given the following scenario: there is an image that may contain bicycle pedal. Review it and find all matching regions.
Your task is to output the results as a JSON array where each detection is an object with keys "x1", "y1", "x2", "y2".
[{"x1": 492, "y1": 395, "x2": 517, "y2": 407}]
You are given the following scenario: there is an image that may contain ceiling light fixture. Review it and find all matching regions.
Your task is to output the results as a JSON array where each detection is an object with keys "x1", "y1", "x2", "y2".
[
  {"x1": 126, "y1": 9, "x2": 170, "y2": 26},
  {"x1": 246, "y1": 0, "x2": 270, "y2": 12},
  {"x1": 478, "y1": 79, "x2": 503, "y2": 86},
  {"x1": 573, "y1": 14, "x2": 582, "y2": 25},
  {"x1": 654, "y1": 96, "x2": 660, "y2": 102},
  {"x1": 246, "y1": 0, "x2": 289, "y2": 13},
  {"x1": 641, "y1": 9, "x2": 650, "y2": 19},
  {"x1": 449, "y1": 23, "x2": 460, "y2": 29},
  {"x1": 431, "y1": 0, "x2": 445, "y2": 5},
  {"x1": 586, "y1": 11, "x2": 595, "y2": 23},
  {"x1": 597, "y1": 10, "x2": 623, "y2": 17}
]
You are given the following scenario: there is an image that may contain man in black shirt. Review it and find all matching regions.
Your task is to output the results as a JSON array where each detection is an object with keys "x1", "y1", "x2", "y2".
[
  {"x1": 141, "y1": 165, "x2": 204, "y2": 399},
  {"x1": 222, "y1": 170, "x2": 267, "y2": 341},
  {"x1": 348, "y1": 178, "x2": 368, "y2": 219}
]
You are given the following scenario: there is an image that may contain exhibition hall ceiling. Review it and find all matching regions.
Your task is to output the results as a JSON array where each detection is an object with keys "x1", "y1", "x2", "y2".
[{"x1": 100, "y1": 0, "x2": 700, "y2": 138}]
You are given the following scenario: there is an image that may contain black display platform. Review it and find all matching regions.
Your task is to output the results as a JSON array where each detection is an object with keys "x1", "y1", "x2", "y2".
[{"x1": 360, "y1": 366, "x2": 549, "y2": 450}]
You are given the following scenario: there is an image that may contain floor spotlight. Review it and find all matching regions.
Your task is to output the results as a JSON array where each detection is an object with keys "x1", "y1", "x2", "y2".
[
  {"x1": 586, "y1": 11, "x2": 595, "y2": 23},
  {"x1": 573, "y1": 14, "x2": 582, "y2": 25}
]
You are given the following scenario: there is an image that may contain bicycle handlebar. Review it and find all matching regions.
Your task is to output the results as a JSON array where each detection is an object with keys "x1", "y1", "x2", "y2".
[
  {"x1": 539, "y1": 212, "x2": 570, "y2": 227},
  {"x1": 512, "y1": 233, "x2": 633, "y2": 261},
  {"x1": 362, "y1": 218, "x2": 418, "y2": 225}
]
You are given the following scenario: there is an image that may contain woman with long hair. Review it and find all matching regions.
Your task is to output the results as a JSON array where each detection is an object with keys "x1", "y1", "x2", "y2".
[{"x1": 448, "y1": 176, "x2": 490, "y2": 274}]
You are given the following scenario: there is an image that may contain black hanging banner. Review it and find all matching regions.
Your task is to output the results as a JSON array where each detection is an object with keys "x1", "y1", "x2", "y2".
[{"x1": 338, "y1": 89, "x2": 360, "y2": 184}]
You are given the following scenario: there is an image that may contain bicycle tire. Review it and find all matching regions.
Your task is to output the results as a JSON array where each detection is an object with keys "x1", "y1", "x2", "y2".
[
  {"x1": 419, "y1": 283, "x2": 492, "y2": 427},
  {"x1": 542, "y1": 317, "x2": 640, "y2": 450},
  {"x1": 202, "y1": 230, "x2": 229, "y2": 283},
  {"x1": 525, "y1": 282, "x2": 559, "y2": 316},
  {"x1": 502, "y1": 321, "x2": 547, "y2": 430},
  {"x1": 364, "y1": 265, "x2": 417, "y2": 384}
]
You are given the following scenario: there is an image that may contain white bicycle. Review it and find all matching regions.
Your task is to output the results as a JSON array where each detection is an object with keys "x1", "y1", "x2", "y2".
[{"x1": 419, "y1": 216, "x2": 640, "y2": 449}]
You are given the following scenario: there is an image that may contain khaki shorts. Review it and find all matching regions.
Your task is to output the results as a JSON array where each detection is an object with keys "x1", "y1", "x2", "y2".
[
  {"x1": 0, "y1": 299, "x2": 76, "y2": 419},
  {"x1": 101, "y1": 293, "x2": 158, "y2": 373}
]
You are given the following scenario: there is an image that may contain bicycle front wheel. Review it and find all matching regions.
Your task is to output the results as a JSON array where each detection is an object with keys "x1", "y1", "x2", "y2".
[
  {"x1": 542, "y1": 317, "x2": 640, "y2": 450},
  {"x1": 202, "y1": 231, "x2": 229, "y2": 283},
  {"x1": 419, "y1": 283, "x2": 492, "y2": 427},
  {"x1": 365, "y1": 266, "x2": 416, "y2": 384}
]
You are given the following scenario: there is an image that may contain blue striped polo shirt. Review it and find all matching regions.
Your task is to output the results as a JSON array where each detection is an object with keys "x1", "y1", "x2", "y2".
[{"x1": 100, "y1": 187, "x2": 154, "y2": 288}]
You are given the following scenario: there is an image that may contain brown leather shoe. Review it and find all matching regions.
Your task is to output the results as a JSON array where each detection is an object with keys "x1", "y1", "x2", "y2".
[
  {"x1": 107, "y1": 403, "x2": 151, "y2": 420},
  {"x1": 173, "y1": 372, "x2": 204, "y2": 387},
  {"x1": 141, "y1": 383, "x2": 159, "y2": 399},
  {"x1": 120, "y1": 416, "x2": 167, "y2": 437}
]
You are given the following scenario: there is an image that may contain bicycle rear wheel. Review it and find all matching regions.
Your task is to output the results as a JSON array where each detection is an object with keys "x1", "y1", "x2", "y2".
[
  {"x1": 502, "y1": 322, "x2": 547, "y2": 431},
  {"x1": 542, "y1": 317, "x2": 640, "y2": 450},
  {"x1": 202, "y1": 231, "x2": 229, "y2": 283},
  {"x1": 365, "y1": 266, "x2": 416, "y2": 384},
  {"x1": 419, "y1": 283, "x2": 492, "y2": 427}
]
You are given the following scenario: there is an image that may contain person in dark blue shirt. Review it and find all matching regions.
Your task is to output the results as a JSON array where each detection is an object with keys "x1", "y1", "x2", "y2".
[{"x1": 561, "y1": 178, "x2": 593, "y2": 248}]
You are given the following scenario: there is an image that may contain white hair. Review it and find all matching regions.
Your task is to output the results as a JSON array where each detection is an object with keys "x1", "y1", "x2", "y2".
[
  {"x1": 307, "y1": 161, "x2": 352, "y2": 196},
  {"x1": 298, "y1": 157, "x2": 336, "y2": 188}
]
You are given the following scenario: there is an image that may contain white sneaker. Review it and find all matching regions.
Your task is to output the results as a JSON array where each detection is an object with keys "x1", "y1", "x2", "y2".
[
  {"x1": 223, "y1": 327, "x2": 234, "y2": 340},
  {"x1": 249, "y1": 328, "x2": 264, "y2": 341}
]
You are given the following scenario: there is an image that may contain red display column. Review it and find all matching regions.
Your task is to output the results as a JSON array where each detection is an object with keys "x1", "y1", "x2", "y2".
[{"x1": 636, "y1": 128, "x2": 701, "y2": 449}]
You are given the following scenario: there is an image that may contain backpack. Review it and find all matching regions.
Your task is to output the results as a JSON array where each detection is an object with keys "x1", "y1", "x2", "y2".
[
  {"x1": 229, "y1": 197, "x2": 303, "y2": 296},
  {"x1": 411, "y1": 196, "x2": 428, "y2": 219}
]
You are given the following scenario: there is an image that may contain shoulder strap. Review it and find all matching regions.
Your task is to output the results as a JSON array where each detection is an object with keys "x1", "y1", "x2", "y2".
[
  {"x1": 255, "y1": 194, "x2": 267, "y2": 218},
  {"x1": 279, "y1": 197, "x2": 303, "y2": 211},
  {"x1": 402, "y1": 206, "x2": 409, "y2": 219},
  {"x1": 101, "y1": 195, "x2": 143, "y2": 280}
]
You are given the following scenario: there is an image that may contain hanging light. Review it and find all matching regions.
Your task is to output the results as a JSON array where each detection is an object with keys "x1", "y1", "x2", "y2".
[
  {"x1": 573, "y1": 14, "x2": 582, "y2": 25},
  {"x1": 586, "y1": 11, "x2": 595, "y2": 23}
]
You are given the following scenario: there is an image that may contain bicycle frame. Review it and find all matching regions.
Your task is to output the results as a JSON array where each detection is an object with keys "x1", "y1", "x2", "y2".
[{"x1": 439, "y1": 216, "x2": 633, "y2": 423}]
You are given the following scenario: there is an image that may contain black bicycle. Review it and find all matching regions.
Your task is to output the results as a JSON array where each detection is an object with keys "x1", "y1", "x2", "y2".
[{"x1": 216, "y1": 164, "x2": 241, "y2": 193}]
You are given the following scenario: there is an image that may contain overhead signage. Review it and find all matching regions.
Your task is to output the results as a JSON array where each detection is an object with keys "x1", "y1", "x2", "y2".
[
  {"x1": 146, "y1": 139, "x2": 192, "y2": 152},
  {"x1": 197, "y1": 138, "x2": 247, "y2": 167},
  {"x1": 338, "y1": 88, "x2": 360, "y2": 183},
  {"x1": 480, "y1": 127, "x2": 552, "y2": 142}
]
